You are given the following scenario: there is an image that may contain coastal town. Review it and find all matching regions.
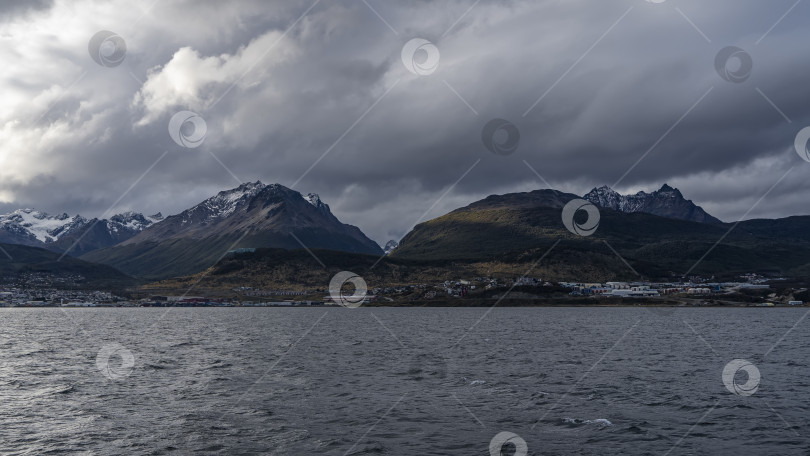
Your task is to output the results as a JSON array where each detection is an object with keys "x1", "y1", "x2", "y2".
[{"x1": 0, "y1": 271, "x2": 806, "y2": 308}]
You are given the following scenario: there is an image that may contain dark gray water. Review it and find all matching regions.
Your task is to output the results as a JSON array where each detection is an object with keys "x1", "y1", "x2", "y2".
[{"x1": 1, "y1": 307, "x2": 808, "y2": 455}]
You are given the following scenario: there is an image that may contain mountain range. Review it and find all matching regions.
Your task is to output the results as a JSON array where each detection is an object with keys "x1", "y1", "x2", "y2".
[
  {"x1": 0, "y1": 209, "x2": 163, "y2": 256},
  {"x1": 4, "y1": 181, "x2": 810, "y2": 286}
]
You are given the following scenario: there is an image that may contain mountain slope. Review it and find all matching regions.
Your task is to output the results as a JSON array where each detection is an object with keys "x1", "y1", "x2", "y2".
[
  {"x1": 584, "y1": 184, "x2": 721, "y2": 224},
  {"x1": 82, "y1": 182, "x2": 383, "y2": 279},
  {"x1": 0, "y1": 243, "x2": 135, "y2": 288}
]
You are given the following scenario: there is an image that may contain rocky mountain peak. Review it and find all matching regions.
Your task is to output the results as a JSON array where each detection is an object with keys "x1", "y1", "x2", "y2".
[
  {"x1": 108, "y1": 212, "x2": 156, "y2": 233},
  {"x1": 191, "y1": 181, "x2": 268, "y2": 220},
  {"x1": 304, "y1": 193, "x2": 322, "y2": 207},
  {"x1": 110, "y1": 211, "x2": 142, "y2": 222},
  {"x1": 584, "y1": 184, "x2": 721, "y2": 224},
  {"x1": 656, "y1": 183, "x2": 681, "y2": 197}
]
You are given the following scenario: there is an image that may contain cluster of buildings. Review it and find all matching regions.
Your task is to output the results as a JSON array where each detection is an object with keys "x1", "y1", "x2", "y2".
[
  {"x1": 436, "y1": 277, "x2": 544, "y2": 298},
  {"x1": 559, "y1": 280, "x2": 775, "y2": 298},
  {"x1": 2, "y1": 270, "x2": 804, "y2": 307},
  {"x1": 0, "y1": 289, "x2": 332, "y2": 307},
  {"x1": 233, "y1": 287, "x2": 308, "y2": 297},
  {"x1": 383, "y1": 272, "x2": 807, "y2": 306},
  {"x1": 0, "y1": 287, "x2": 121, "y2": 307},
  {"x1": 0, "y1": 273, "x2": 130, "y2": 307}
]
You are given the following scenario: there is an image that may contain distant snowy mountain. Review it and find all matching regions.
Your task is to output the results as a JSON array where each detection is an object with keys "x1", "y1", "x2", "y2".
[
  {"x1": 0, "y1": 209, "x2": 84, "y2": 244},
  {"x1": 584, "y1": 184, "x2": 721, "y2": 224},
  {"x1": 0, "y1": 208, "x2": 160, "y2": 256},
  {"x1": 109, "y1": 212, "x2": 163, "y2": 233}
]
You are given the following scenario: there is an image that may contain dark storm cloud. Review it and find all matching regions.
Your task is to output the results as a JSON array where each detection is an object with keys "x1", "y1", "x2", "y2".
[{"x1": 2, "y1": 0, "x2": 810, "y2": 244}]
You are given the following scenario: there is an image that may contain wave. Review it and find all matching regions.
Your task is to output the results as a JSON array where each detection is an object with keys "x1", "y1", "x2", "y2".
[{"x1": 562, "y1": 417, "x2": 612, "y2": 427}]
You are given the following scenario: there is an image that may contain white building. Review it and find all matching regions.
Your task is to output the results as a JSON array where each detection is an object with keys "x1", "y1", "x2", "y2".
[
  {"x1": 687, "y1": 288, "x2": 712, "y2": 294},
  {"x1": 611, "y1": 288, "x2": 660, "y2": 297}
]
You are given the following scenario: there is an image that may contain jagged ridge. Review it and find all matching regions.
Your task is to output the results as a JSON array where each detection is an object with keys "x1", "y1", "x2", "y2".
[{"x1": 584, "y1": 184, "x2": 721, "y2": 224}]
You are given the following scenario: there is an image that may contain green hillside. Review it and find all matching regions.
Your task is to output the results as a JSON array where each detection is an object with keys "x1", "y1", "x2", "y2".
[{"x1": 392, "y1": 200, "x2": 810, "y2": 279}]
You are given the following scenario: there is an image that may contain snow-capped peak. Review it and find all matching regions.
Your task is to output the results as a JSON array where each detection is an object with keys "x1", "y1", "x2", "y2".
[
  {"x1": 583, "y1": 184, "x2": 720, "y2": 224},
  {"x1": 187, "y1": 181, "x2": 267, "y2": 221},
  {"x1": 109, "y1": 212, "x2": 156, "y2": 233},
  {"x1": 179, "y1": 182, "x2": 336, "y2": 225},
  {"x1": 110, "y1": 211, "x2": 140, "y2": 221}
]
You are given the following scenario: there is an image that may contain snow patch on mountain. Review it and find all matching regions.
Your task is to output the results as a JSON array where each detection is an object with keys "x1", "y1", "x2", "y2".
[
  {"x1": 0, "y1": 209, "x2": 87, "y2": 243},
  {"x1": 109, "y1": 212, "x2": 158, "y2": 234},
  {"x1": 585, "y1": 185, "x2": 653, "y2": 213},
  {"x1": 187, "y1": 181, "x2": 267, "y2": 222},
  {"x1": 584, "y1": 184, "x2": 720, "y2": 224},
  {"x1": 0, "y1": 208, "x2": 159, "y2": 247},
  {"x1": 181, "y1": 182, "x2": 334, "y2": 226},
  {"x1": 304, "y1": 193, "x2": 322, "y2": 207}
]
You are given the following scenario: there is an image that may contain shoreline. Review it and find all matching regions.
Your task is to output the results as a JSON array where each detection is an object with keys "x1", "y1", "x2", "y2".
[{"x1": 2, "y1": 303, "x2": 806, "y2": 309}]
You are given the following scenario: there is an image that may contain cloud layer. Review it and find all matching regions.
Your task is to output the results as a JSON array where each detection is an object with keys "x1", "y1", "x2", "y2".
[{"x1": 1, "y1": 0, "x2": 810, "y2": 244}]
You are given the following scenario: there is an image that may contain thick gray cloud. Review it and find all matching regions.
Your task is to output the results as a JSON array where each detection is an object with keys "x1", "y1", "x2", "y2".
[{"x1": 1, "y1": 0, "x2": 810, "y2": 245}]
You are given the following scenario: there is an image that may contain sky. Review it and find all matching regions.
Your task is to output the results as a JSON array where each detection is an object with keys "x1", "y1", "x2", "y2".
[{"x1": 1, "y1": 0, "x2": 810, "y2": 245}]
